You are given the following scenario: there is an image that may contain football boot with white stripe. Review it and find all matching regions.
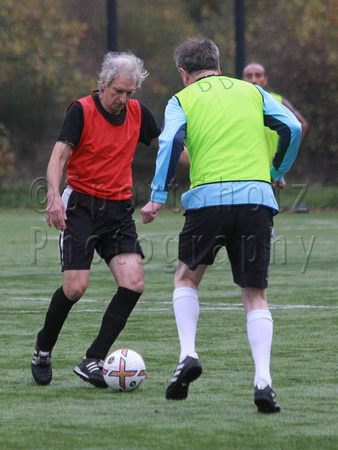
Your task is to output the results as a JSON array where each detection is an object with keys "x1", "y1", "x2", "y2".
[
  {"x1": 166, "y1": 355, "x2": 202, "y2": 400},
  {"x1": 74, "y1": 357, "x2": 108, "y2": 388},
  {"x1": 254, "y1": 385, "x2": 281, "y2": 413}
]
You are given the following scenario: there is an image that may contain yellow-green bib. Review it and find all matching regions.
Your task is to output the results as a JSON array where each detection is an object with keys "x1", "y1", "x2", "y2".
[{"x1": 175, "y1": 76, "x2": 271, "y2": 188}]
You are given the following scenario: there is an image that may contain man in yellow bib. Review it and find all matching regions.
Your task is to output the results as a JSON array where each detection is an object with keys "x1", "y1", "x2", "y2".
[{"x1": 141, "y1": 37, "x2": 302, "y2": 412}]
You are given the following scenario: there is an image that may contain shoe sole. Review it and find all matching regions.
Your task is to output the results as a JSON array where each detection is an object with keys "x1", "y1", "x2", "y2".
[
  {"x1": 166, "y1": 364, "x2": 202, "y2": 400},
  {"x1": 73, "y1": 366, "x2": 108, "y2": 389}
]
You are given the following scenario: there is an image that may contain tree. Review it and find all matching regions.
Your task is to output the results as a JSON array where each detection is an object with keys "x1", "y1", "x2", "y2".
[
  {"x1": 181, "y1": 0, "x2": 338, "y2": 182},
  {"x1": 0, "y1": 0, "x2": 336, "y2": 184},
  {"x1": 0, "y1": 0, "x2": 92, "y2": 172},
  {"x1": 244, "y1": 0, "x2": 338, "y2": 182}
]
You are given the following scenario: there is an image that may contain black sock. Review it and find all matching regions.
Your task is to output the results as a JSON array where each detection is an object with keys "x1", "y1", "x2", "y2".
[
  {"x1": 37, "y1": 287, "x2": 75, "y2": 351},
  {"x1": 86, "y1": 287, "x2": 141, "y2": 360}
]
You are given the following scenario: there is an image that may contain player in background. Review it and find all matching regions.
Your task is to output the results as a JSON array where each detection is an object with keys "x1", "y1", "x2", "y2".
[
  {"x1": 243, "y1": 62, "x2": 308, "y2": 165},
  {"x1": 141, "y1": 36, "x2": 302, "y2": 412},
  {"x1": 31, "y1": 52, "x2": 161, "y2": 388}
]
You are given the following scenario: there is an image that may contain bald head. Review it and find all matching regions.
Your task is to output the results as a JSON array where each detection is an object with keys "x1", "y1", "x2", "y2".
[{"x1": 242, "y1": 63, "x2": 268, "y2": 88}]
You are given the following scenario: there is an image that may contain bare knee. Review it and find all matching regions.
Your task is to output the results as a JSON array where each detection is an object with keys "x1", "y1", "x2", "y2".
[
  {"x1": 124, "y1": 273, "x2": 145, "y2": 294},
  {"x1": 63, "y1": 271, "x2": 89, "y2": 301},
  {"x1": 135, "y1": 281, "x2": 145, "y2": 294},
  {"x1": 110, "y1": 254, "x2": 145, "y2": 294},
  {"x1": 63, "y1": 283, "x2": 87, "y2": 302},
  {"x1": 174, "y1": 262, "x2": 206, "y2": 290},
  {"x1": 174, "y1": 271, "x2": 198, "y2": 290},
  {"x1": 242, "y1": 287, "x2": 268, "y2": 314}
]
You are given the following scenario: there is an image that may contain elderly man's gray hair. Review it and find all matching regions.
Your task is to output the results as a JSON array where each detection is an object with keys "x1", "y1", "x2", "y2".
[{"x1": 98, "y1": 52, "x2": 149, "y2": 92}]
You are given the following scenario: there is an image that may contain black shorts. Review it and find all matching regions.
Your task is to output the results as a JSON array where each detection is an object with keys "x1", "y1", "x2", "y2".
[
  {"x1": 60, "y1": 188, "x2": 144, "y2": 271},
  {"x1": 179, "y1": 204, "x2": 273, "y2": 289}
]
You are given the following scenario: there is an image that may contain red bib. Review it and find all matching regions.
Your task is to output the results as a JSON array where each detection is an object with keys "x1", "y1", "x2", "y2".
[{"x1": 67, "y1": 95, "x2": 141, "y2": 200}]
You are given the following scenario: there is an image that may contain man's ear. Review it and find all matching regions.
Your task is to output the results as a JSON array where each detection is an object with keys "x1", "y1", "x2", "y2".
[{"x1": 179, "y1": 68, "x2": 190, "y2": 86}]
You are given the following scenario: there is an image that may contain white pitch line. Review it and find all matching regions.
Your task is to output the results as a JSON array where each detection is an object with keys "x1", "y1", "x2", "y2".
[
  {"x1": 1, "y1": 303, "x2": 337, "y2": 314},
  {"x1": 3, "y1": 296, "x2": 338, "y2": 314},
  {"x1": 9, "y1": 297, "x2": 337, "y2": 308},
  {"x1": 6, "y1": 297, "x2": 338, "y2": 309}
]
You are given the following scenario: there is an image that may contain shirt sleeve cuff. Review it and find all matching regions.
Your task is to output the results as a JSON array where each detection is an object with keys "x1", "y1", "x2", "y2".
[
  {"x1": 270, "y1": 167, "x2": 284, "y2": 181},
  {"x1": 150, "y1": 190, "x2": 168, "y2": 204}
]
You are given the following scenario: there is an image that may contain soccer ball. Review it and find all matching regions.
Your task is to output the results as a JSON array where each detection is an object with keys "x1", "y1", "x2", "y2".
[{"x1": 102, "y1": 349, "x2": 146, "y2": 392}]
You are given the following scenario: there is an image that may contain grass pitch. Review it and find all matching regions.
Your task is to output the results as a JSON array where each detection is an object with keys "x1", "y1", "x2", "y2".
[{"x1": 0, "y1": 208, "x2": 337, "y2": 449}]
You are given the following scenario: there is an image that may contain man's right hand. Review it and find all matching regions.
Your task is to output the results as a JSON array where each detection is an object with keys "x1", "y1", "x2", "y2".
[
  {"x1": 141, "y1": 201, "x2": 163, "y2": 224},
  {"x1": 46, "y1": 193, "x2": 67, "y2": 231}
]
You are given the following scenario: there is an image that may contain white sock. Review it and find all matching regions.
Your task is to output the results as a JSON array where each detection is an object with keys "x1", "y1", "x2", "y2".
[
  {"x1": 247, "y1": 309, "x2": 273, "y2": 388},
  {"x1": 173, "y1": 287, "x2": 199, "y2": 363}
]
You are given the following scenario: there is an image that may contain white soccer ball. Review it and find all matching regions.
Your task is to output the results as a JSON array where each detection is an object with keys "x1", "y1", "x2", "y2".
[{"x1": 102, "y1": 349, "x2": 146, "y2": 392}]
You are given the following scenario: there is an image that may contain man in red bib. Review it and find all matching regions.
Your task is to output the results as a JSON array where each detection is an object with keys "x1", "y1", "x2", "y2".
[{"x1": 31, "y1": 52, "x2": 161, "y2": 388}]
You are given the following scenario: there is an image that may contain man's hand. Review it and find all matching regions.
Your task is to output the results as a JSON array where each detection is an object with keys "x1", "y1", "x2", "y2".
[
  {"x1": 271, "y1": 178, "x2": 286, "y2": 191},
  {"x1": 141, "y1": 201, "x2": 163, "y2": 224},
  {"x1": 46, "y1": 192, "x2": 67, "y2": 231},
  {"x1": 45, "y1": 141, "x2": 71, "y2": 231}
]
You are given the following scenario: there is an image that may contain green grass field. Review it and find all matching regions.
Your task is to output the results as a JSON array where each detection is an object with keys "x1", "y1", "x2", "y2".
[{"x1": 0, "y1": 208, "x2": 337, "y2": 449}]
